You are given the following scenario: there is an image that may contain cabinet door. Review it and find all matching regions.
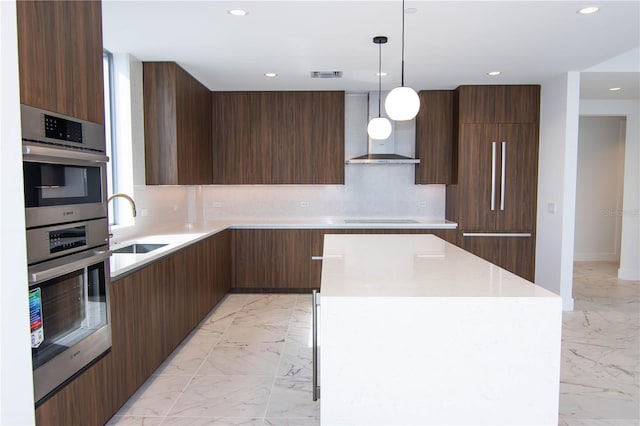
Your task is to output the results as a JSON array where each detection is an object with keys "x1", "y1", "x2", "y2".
[
  {"x1": 213, "y1": 91, "x2": 344, "y2": 184},
  {"x1": 460, "y1": 234, "x2": 535, "y2": 282},
  {"x1": 232, "y1": 229, "x2": 311, "y2": 290},
  {"x1": 251, "y1": 92, "x2": 313, "y2": 184},
  {"x1": 457, "y1": 85, "x2": 539, "y2": 124},
  {"x1": 110, "y1": 259, "x2": 170, "y2": 409},
  {"x1": 176, "y1": 66, "x2": 213, "y2": 184},
  {"x1": 143, "y1": 62, "x2": 179, "y2": 184},
  {"x1": 311, "y1": 91, "x2": 345, "y2": 184},
  {"x1": 144, "y1": 62, "x2": 213, "y2": 185},
  {"x1": 17, "y1": 1, "x2": 104, "y2": 124},
  {"x1": 35, "y1": 353, "x2": 114, "y2": 426},
  {"x1": 415, "y1": 90, "x2": 454, "y2": 184},
  {"x1": 496, "y1": 123, "x2": 539, "y2": 231},
  {"x1": 212, "y1": 92, "x2": 255, "y2": 184},
  {"x1": 458, "y1": 123, "x2": 498, "y2": 231}
]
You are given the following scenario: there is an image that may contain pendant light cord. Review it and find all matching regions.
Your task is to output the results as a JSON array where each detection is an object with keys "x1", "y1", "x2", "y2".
[
  {"x1": 401, "y1": 0, "x2": 405, "y2": 87},
  {"x1": 378, "y1": 41, "x2": 382, "y2": 118}
]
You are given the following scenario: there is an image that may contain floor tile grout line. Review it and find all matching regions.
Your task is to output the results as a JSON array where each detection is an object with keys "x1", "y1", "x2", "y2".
[{"x1": 261, "y1": 293, "x2": 300, "y2": 422}]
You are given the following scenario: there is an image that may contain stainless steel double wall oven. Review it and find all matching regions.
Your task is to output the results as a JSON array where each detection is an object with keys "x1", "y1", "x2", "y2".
[{"x1": 21, "y1": 104, "x2": 112, "y2": 403}]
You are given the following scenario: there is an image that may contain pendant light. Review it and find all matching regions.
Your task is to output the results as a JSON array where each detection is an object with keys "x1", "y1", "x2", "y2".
[
  {"x1": 385, "y1": 0, "x2": 420, "y2": 121},
  {"x1": 367, "y1": 36, "x2": 392, "y2": 140}
]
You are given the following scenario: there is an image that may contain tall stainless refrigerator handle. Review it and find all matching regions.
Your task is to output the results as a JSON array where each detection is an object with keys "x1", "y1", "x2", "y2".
[
  {"x1": 312, "y1": 289, "x2": 321, "y2": 401},
  {"x1": 491, "y1": 141, "x2": 497, "y2": 211},
  {"x1": 501, "y1": 141, "x2": 506, "y2": 211}
]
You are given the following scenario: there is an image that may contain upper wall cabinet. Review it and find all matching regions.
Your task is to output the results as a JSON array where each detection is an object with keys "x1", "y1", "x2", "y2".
[
  {"x1": 17, "y1": 1, "x2": 104, "y2": 124},
  {"x1": 212, "y1": 91, "x2": 345, "y2": 184},
  {"x1": 143, "y1": 62, "x2": 213, "y2": 185},
  {"x1": 456, "y1": 85, "x2": 540, "y2": 124},
  {"x1": 414, "y1": 90, "x2": 455, "y2": 184}
]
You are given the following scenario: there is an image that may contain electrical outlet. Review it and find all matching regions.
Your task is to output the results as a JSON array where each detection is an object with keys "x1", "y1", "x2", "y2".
[
  {"x1": 417, "y1": 201, "x2": 427, "y2": 208},
  {"x1": 173, "y1": 204, "x2": 178, "y2": 212},
  {"x1": 212, "y1": 201, "x2": 222, "y2": 208},
  {"x1": 300, "y1": 201, "x2": 311, "y2": 208},
  {"x1": 140, "y1": 208, "x2": 149, "y2": 217},
  {"x1": 547, "y1": 202, "x2": 556, "y2": 214}
]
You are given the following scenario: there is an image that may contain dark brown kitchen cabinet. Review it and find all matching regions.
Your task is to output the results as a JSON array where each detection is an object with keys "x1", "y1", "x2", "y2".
[
  {"x1": 211, "y1": 91, "x2": 345, "y2": 184},
  {"x1": 447, "y1": 85, "x2": 540, "y2": 281},
  {"x1": 34, "y1": 353, "x2": 114, "y2": 426},
  {"x1": 459, "y1": 234, "x2": 535, "y2": 282},
  {"x1": 144, "y1": 62, "x2": 213, "y2": 185},
  {"x1": 232, "y1": 229, "x2": 328, "y2": 292},
  {"x1": 456, "y1": 85, "x2": 540, "y2": 124},
  {"x1": 17, "y1": 0, "x2": 105, "y2": 124},
  {"x1": 231, "y1": 228, "x2": 457, "y2": 291},
  {"x1": 415, "y1": 90, "x2": 455, "y2": 184},
  {"x1": 457, "y1": 123, "x2": 538, "y2": 231},
  {"x1": 111, "y1": 232, "x2": 231, "y2": 411}
]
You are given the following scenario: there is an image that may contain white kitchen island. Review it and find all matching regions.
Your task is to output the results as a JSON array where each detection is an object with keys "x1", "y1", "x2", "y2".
[{"x1": 319, "y1": 234, "x2": 562, "y2": 426}]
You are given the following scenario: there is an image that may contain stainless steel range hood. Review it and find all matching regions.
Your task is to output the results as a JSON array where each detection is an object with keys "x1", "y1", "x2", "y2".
[{"x1": 346, "y1": 91, "x2": 420, "y2": 165}]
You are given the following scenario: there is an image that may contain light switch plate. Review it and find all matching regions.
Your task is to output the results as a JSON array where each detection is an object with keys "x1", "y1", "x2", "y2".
[{"x1": 547, "y1": 202, "x2": 556, "y2": 214}]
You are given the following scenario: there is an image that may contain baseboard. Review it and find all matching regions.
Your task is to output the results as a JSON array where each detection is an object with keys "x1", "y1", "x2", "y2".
[
  {"x1": 562, "y1": 297, "x2": 575, "y2": 312},
  {"x1": 573, "y1": 253, "x2": 618, "y2": 262},
  {"x1": 618, "y1": 267, "x2": 640, "y2": 281}
]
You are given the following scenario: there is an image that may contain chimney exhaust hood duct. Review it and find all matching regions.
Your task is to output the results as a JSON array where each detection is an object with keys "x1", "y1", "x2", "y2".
[{"x1": 346, "y1": 91, "x2": 420, "y2": 164}]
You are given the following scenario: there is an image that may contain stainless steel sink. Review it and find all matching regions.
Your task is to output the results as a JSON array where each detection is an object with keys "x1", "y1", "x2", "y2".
[{"x1": 112, "y1": 243, "x2": 168, "y2": 254}]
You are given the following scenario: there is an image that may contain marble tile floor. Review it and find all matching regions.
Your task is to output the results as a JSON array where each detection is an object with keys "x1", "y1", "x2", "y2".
[
  {"x1": 107, "y1": 293, "x2": 319, "y2": 426},
  {"x1": 559, "y1": 262, "x2": 640, "y2": 426},
  {"x1": 108, "y1": 261, "x2": 638, "y2": 426}
]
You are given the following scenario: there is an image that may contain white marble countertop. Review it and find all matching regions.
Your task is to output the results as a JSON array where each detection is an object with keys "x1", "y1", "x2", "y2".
[
  {"x1": 109, "y1": 218, "x2": 456, "y2": 279},
  {"x1": 321, "y1": 233, "x2": 558, "y2": 297}
]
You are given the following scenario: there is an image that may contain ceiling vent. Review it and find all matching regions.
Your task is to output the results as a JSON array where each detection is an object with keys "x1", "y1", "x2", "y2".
[{"x1": 310, "y1": 71, "x2": 343, "y2": 79}]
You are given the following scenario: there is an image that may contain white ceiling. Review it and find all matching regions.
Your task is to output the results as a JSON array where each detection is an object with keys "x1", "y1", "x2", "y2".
[{"x1": 102, "y1": 1, "x2": 640, "y2": 99}]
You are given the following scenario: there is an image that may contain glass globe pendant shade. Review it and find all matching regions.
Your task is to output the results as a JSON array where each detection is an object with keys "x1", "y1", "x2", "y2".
[
  {"x1": 367, "y1": 116, "x2": 392, "y2": 140},
  {"x1": 385, "y1": 86, "x2": 420, "y2": 121}
]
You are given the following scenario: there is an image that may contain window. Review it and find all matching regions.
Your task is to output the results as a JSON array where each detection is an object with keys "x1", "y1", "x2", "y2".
[{"x1": 103, "y1": 50, "x2": 117, "y2": 224}]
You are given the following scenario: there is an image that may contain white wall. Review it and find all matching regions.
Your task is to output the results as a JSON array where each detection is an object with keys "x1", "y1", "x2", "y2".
[
  {"x1": 536, "y1": 72, "x2": 581, "y2": 311},
  {"x1": 574, "y1": 116, "x2": 626, "y2": 261},
  {"x1": 580, "y1": 100, "x2": 640, "y2": 280},
  {"x1": 0, "y1": 0, "x2": 37, "y2": 423}
]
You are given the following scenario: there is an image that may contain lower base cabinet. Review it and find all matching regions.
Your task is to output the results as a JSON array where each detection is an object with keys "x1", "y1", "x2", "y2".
[
  {"x1": 34, "y1": 353, "x2": 114, "y2": 426},
  {"x1": 231, "y1": 228, "x2": 457, "y2": 291},
  {"x1": 459, "y1": 233, "x2": 535, "y2": 281},
  {"x1": 34, "y1": 231, "x2": 231, "y2": 425}
]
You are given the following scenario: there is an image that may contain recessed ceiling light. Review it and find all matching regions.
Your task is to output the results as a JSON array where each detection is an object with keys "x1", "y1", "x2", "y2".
[
  {"x1": 377, "y1": 72, "x2": 388, "y2": 77},
  {"x1": 228, "y1": 9, "x2": 248, "y2": 16},
  {"x1": 609, "y1": 87, "x2": 621, "y2": 91},
  {"x1": 265, "y1": 73, "x2": 277, "y2": 78},
  {"x1": 578, "y1": 6, "x2": 599, "y2": 14},
  {"x1": 487, "y1": 71, "x2": 501, "y2": 76}
]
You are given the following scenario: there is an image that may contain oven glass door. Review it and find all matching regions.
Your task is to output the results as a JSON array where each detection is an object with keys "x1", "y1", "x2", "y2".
[
  {"x1": 23, "y1": 160, "x2": 103, "y2": 209},
  {"x1": 22, "y1": 146, "x2": 108, "y2": 227},
  {"x1": 29, "y1": 257, "x2": 108, "y2": 370}
]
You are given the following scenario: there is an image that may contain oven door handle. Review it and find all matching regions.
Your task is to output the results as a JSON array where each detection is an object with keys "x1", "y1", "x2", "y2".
[
  {"x1": 23, "y1": 144, "x2": 109, "y2": 163},
  {"x1": 28, "y1": 250, "x2": 111, "y2": 285}
]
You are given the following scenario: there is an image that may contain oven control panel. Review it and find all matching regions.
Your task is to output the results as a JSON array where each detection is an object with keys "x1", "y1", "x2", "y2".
[
  {"x1": 44, "y1": 114, "x2": 83, "y2": 144},
  {"x1": 49, "y1": 225, "x2": 87, "y2": 254},
  {"x1": 26, "y1": 218, "x2": 108, "y2": 264}
]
